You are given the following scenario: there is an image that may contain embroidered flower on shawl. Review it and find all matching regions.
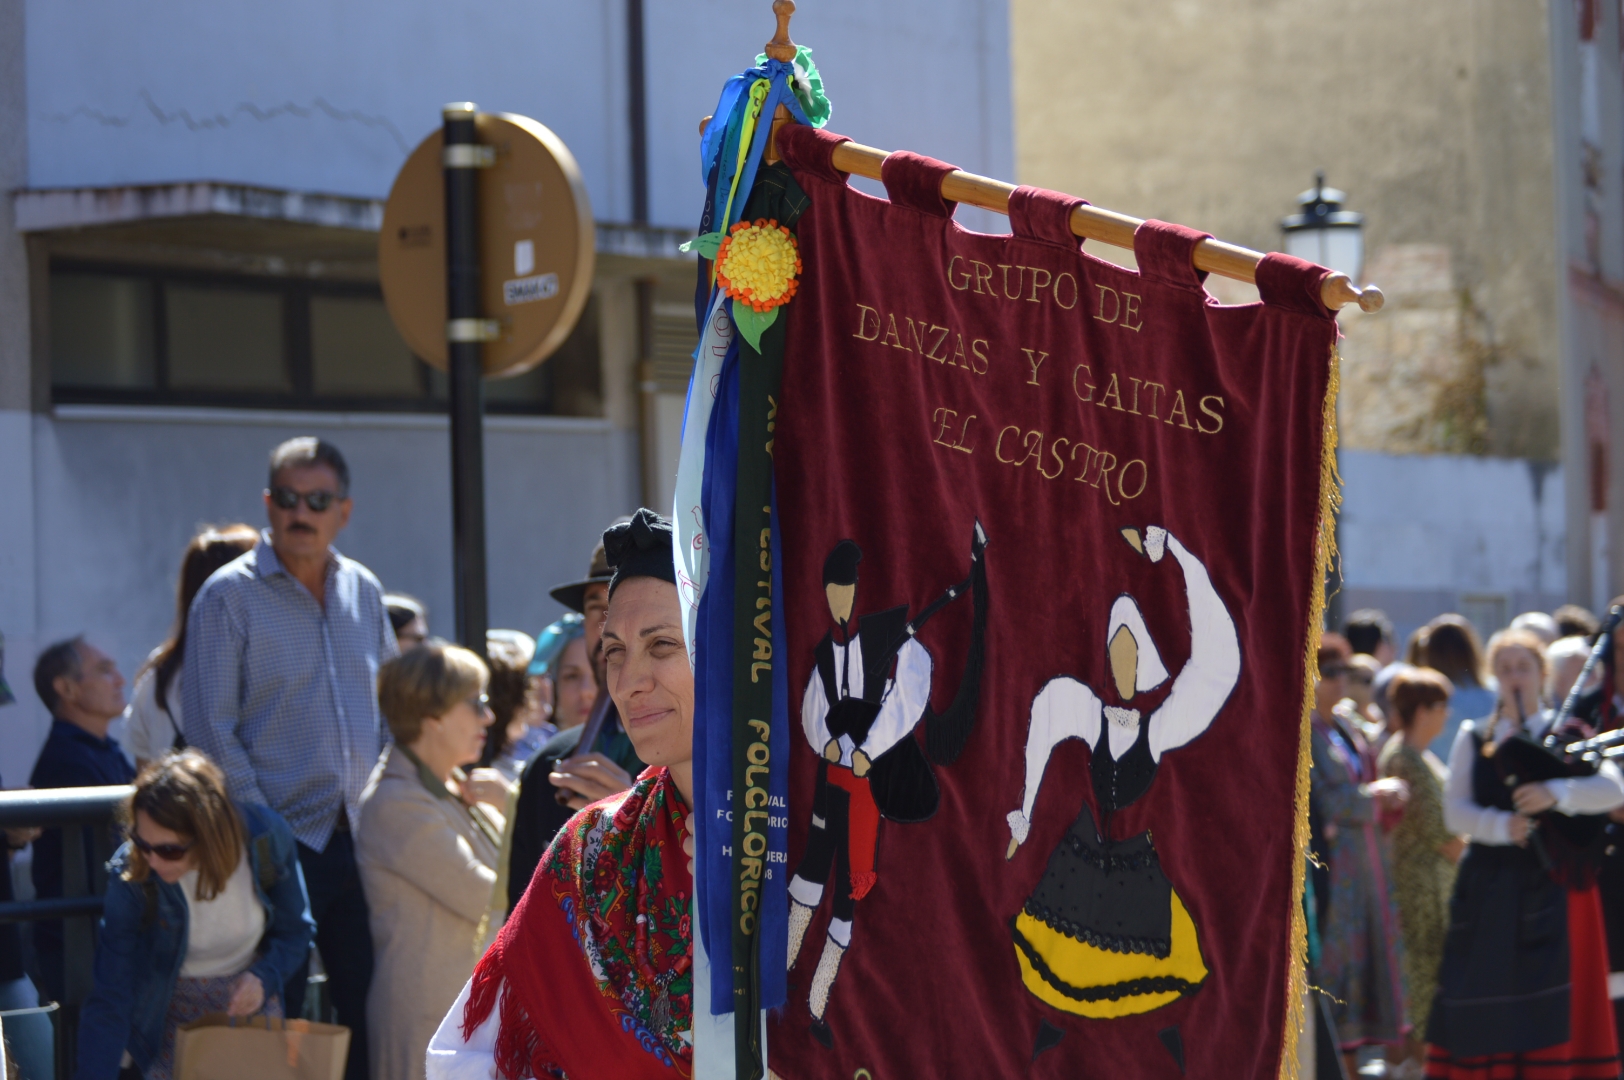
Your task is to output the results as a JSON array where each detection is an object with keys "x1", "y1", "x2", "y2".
[
  {"x1": 540, "y1": 772, "x2": 693, "y2": 1065},
  {"x1": 715, "y1": 218, "x2": 802, "y2": 313}
]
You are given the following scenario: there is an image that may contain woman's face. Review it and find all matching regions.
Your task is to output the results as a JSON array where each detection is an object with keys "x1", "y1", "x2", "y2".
[
  {"x1": 552, "y1": 636, "x2": 597, "y2": 731},
  {"x1": 1410, "y1": 700, "x2": 1450, "y2": 746},
  {"x1": 133, "y1": 809, "x2": 196, "y2": 884},
  {"x1": 1314, "y1": 665, "x2": 1347, "y2": 716},
  {"x1": 1494, "y1": 645, "x2": 1544, "y2": 714},
  {"x1": 416, "y1": 693, "x2": 494, "y2": 769},
  {"x1": 601, "y1": 578, "x2": 693, "y2": 770}
]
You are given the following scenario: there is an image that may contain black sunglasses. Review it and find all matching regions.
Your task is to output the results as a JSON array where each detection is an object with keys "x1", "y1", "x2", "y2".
[
  {"x1": 131, "y1": 833, "x2": 193, "y2": 862},
  {"x1": 268, "y1": 487, "x2": 342, "y2": 512}
]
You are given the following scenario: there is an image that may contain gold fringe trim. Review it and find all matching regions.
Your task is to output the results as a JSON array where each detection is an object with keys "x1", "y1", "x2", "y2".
[{"x1": 1279, "y1": 341, "x2": 1341, "y2": 1080}]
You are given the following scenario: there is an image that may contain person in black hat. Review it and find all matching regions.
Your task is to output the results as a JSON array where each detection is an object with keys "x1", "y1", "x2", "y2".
[
  {"x1": 787, "y1": 522, "x2": 989, "y2": 1047},
  {"x1": 507, "y1": 520, "x2": 643, "y2": 908}
]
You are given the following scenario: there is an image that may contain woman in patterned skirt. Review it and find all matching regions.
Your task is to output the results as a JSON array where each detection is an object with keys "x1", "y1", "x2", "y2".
[
  {"x1": 1311, "y1": 634, "x2": 1411, "y2": 1076},
  {"x1": 75, "y1": 751, "x2": 313, "y2": 1079},
  {"x1": 1380, "y1": 667, "x2": 1463, "y2": 1075}
]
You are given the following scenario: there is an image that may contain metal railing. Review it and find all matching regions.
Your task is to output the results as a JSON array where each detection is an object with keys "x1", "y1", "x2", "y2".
[{"x1": 1, "y1": 785, "x2": 131, "y2": 1079}]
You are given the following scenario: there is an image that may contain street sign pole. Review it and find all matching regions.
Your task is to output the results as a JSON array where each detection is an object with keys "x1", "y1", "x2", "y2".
[
  {"x1": 442, "y1": 102, "x2": 490, "y2": 656},
  {"x1": 382, "y1": 105, "x2": 594, "y2": 659}
]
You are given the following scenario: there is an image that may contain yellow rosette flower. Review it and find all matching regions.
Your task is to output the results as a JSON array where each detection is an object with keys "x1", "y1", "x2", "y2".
[{"x1": 714, "y1": 218, "x2": 802, "y2": 349}]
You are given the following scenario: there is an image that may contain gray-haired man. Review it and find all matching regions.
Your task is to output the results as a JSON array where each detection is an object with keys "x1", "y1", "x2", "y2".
[{"x1": 184, "y1": 437, "x2": 395, "y2": 1080}]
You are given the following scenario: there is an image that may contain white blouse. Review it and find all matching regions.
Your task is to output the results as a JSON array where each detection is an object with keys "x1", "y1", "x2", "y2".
[
  {"x1": 124, "y1": 661, "x2": 184, "y2": 764},
  {"x1": 179, "y1": 850, "x2": 266, "y2": 978},
  {"x1": 1444, "y1": 714, "x2": 1624, "y2": 845},
  {"x1": 425, "y1": 978, "x2": 508, "y2": 1080}
]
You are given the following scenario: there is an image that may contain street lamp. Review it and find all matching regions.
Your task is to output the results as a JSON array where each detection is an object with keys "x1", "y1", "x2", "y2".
[{"x1": 1281, "y1": 171, "x2": 1366, "y2": 283}]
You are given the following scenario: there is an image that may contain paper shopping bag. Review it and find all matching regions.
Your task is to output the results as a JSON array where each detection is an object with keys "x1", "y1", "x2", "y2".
[{"x1": 173, "y1": 1014, "x2": 349, "y2": 1080}]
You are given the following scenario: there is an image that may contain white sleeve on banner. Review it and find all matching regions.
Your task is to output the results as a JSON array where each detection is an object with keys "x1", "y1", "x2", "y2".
[{"x1": 674, "y1": 292, "x2": 735, "y2": 667}]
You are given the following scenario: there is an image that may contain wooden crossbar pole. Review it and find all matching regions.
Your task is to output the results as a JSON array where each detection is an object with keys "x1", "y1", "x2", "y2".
[{"x1": 819, "y1": 136, "x2": 1384, "y2": 314}]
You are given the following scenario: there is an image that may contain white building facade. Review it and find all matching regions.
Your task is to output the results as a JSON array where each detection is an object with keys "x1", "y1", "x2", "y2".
[{"x1": 0, "y1": 0, "x2": 1015, "y2": 772}]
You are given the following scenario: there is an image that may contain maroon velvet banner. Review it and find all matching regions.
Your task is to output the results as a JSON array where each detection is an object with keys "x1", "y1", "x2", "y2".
[{"x1": 768, "y1": 124, "x2": 1340, "y2": 1079}]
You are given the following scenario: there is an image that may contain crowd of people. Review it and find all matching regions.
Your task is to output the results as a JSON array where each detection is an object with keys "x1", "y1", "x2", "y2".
[
  {"x1": 10, "y1": 432, "x2": 1624, "y2": 1080},
  {"x1": 0, "y1": 437, "x2": 672, "y2": 1080},
  {"x1": 1309, "y1": 604, "x2": 1624, "y2": 1079}
]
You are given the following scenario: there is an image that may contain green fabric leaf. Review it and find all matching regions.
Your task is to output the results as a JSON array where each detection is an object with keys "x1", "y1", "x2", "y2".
[
  {"x1": 730, "y1": 301, "x2": 778, "y2": 352},
  {"x1": 755, "y1": 45, "x2": 832, "y2": 129},
  {"x1": 679, "y1": 231, "x2": 726, "y2": 259}
]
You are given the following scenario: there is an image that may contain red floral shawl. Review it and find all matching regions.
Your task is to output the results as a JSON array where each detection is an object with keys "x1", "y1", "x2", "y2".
[{"x1": 463, "y1": 766, "x2": 693, "y2": 1079}]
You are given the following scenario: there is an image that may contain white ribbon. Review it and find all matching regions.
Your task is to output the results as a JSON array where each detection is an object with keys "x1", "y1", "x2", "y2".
[{"x1": 673, "y1": 293, "x2": 735, "y2": 666}]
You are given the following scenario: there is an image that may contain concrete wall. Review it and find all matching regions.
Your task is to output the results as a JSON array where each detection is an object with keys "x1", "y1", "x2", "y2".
[
  {"x1": 2, "y1": 0, "x2": 1019, "y2": 775},
  {"x1": 0, "y1": 406, "x2": 638, "y2": 780},
  {"x1": 24, "y1": 0, "x2": 1014, "y2": 232},
  {"x1": 1339, "y1": 449, "x2": 1566, "y2": 647},
  {"x1": 1010, "y1": 0, "x2": 1560, "y2": 461}
]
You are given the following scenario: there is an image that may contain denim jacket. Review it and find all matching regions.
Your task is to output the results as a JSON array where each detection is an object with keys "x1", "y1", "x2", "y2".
[{"x1": 75, "y1": 802, "x2": 315, "y2": 1080}]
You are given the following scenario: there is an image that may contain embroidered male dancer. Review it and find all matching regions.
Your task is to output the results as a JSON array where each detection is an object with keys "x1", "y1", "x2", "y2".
[{"x1": 787, "y1": 521, "x2": 988, "y2": 1046}]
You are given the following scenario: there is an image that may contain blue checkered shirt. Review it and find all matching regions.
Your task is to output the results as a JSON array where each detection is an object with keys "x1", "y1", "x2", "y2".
[{"x1": 183, "y1": 533, "x2": 398, "y2": 849}]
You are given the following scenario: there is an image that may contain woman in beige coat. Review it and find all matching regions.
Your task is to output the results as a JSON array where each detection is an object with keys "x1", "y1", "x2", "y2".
[{"x1": 360, "y1": 644, "x2": 507, "y2": 1080}]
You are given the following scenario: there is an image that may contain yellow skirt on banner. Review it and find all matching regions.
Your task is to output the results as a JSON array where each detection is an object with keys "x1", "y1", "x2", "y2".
[{"x1": 1012, "y1": 890, "x2": 1209, "y2": 1019}]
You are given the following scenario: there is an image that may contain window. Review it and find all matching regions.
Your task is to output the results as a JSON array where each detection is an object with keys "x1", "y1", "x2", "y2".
[
  {"x1": 48, "y1": 262, "x2": 602, "y2": 416},
  {"x1": 49, "y1": 274, "x2": 157, "y2": 389},
  {"x1": 166, "y1": 284, "x2": 289, "y2": 392},
  {"x1": 311, "y1": 295, "x2": 419, "y2": 397}
]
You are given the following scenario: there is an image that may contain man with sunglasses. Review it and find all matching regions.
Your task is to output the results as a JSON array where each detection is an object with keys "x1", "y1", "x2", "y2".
[{"x1": 183, "y1": 436, "x2": 395, "y2": 1080}]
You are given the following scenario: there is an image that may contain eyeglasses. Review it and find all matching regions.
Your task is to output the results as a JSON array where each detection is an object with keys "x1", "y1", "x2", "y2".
[
  {"x1": 268, "y1": 487, "x2": 342, "y2": 512},
  {"x1": 131, "y1": 833, "x2": 193, "y2": 862},
  {"x1": 467, "y1": 692, "x2": 490, "y2": 714}
]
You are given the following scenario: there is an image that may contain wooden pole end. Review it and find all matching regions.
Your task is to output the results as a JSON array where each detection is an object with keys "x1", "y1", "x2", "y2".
[
  {"x1": 1320, "y1": 272, "x2": 1385, "y2": 314},
  {"x1": 765, "y1": 0, "x2": 798, "y2": 62}
]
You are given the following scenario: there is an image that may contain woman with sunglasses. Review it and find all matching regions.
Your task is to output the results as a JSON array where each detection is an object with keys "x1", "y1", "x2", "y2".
[
  {"x1": 358, "y1": 643, "x2": 508, "y2": 1080},
  {"x1": 75, "y1": 751, "x2": 314, "y2": 1080}
]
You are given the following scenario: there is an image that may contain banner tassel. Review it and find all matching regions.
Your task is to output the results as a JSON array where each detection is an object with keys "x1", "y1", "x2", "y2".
[{"x1": 1280, "y1": 341, "x2": 1341, "y2": 1080}]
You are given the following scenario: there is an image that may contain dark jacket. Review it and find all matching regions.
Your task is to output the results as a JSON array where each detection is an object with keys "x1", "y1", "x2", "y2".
[
  {"x1": 75, "y1": 802, "x2": 314, "y2": 1080},
  {"x1": 507, "y1": 717, "x2": 643, "y2": 910},
  {"x1": 30, "y1": 719, "x2": 138, "y2": 997}
]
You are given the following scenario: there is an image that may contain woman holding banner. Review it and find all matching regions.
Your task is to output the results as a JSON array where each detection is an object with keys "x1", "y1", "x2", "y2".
[{"x1": 427, "y1": 509, "x2": 694, "y2": 1080}]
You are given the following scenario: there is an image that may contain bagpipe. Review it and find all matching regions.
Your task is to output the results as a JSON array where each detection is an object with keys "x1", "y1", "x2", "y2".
[{"x1": 1489, "y1": 605, "x2": 1624, "y2": 878}]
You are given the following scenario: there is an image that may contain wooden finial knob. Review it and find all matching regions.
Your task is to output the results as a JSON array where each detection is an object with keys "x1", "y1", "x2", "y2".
[{"x1": 765, "y1": 0, "x2": 797, "y2": 62}]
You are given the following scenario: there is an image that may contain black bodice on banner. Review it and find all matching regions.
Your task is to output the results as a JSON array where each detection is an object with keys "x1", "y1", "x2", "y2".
[
  {"x1": 1025, "y1": 720, "x2": 1176, "y2": 957},
  {"x1": 1426, "y1": 732, "x2": 1570, "y2": 1058}
]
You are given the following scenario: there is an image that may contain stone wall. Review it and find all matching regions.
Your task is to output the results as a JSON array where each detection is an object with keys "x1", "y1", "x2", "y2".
[{"x1": 1010, "y1": 0, "x2": 1560, "y2": 461}]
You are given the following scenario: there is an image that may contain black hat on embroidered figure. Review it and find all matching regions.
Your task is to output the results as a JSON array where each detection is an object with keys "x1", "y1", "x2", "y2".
[
  {"x1": 604, "y1": 508, "x2": 677, "y2": 597},
  {"x1": 822, "y1": 540, "x2": 862, "y2": 587}
]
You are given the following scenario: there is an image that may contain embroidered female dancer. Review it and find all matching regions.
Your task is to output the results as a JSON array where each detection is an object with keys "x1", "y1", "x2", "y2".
[
  {"x1": 427, "y1": 510, "x2": 694, "y2": 1080},
  {"x1": 1005, "y1": 524, "x2": 1239, "y2": 1019}
]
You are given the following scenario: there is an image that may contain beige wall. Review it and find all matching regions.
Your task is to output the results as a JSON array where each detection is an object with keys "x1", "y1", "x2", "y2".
[{"x1": 1011, "y1": 0, "x2": 1560, "y2": 459}]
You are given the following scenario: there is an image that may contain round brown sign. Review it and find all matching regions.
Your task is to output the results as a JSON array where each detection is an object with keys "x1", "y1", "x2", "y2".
[{"x1": 379, "y1": 112, "x2": 595, "y2": 377}]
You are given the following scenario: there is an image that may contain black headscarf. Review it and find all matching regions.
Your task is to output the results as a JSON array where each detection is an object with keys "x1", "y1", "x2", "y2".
[{"x1": 603, "y1": 508, "x2": 677, "y2": 597}]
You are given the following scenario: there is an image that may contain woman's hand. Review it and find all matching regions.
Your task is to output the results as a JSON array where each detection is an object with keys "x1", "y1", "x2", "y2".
[
  {"x1": 1512, "y1": 782, "x2": 1557, "y2": 815},
  {"x1": 4, "y1": 826, "x2": 41, "y2": 849},
  {"x1": 226, "y1": 972, "x2": 265, "y2": 1017},
  {"x1": 1508, "y1": 814, "x2": 1532, "y2": 847},
  {"x1": 459, "y1": 768, "x2": 516, "y2": 809},
  {"x1": 683, "y1": 815, "x2": 696, "y2": 878},
  {"x1": 1438, "y1": 835, "x2": 1467, "y2": 864},
  {"x1": 1367, "y1": 776, "x2": 1410, "y2": 810},
  {"x1": 550, "y1": 754, "x2": 634, "y2": 811}
]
